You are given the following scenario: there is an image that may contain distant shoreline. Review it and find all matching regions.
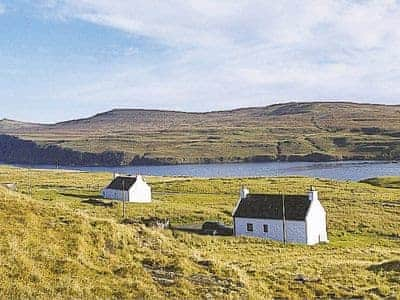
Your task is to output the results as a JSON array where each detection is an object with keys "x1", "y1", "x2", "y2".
[{"x1": 2, "y1": 158, "x2": 398, "y2": 169}]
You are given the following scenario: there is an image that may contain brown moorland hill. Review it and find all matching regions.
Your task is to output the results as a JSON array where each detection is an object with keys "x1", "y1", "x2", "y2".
[{"x1": 0, "y1": 102, "x2": 399, "y2": 166}]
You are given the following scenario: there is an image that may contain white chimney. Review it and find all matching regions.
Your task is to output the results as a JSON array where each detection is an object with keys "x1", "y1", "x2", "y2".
[
  {"x1": 240, "y1": 186, "x2": 249, "y2": 199},
  {"x1": 308, "y1": 186, "x2": 318, "y2": 201}
]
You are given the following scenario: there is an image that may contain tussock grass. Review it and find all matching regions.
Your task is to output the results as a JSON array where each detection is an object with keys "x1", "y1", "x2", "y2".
[{"x1": 0, "y1": 166, "x2": 399, "y2": 299}]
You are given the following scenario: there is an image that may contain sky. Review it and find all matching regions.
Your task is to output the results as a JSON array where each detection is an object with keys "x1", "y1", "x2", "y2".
[{"x1": 1, "y1": 0, "x2": 400, "y2": 123}]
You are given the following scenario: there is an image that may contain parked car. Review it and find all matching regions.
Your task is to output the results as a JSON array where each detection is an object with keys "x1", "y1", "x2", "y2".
[{"x1": 201, "y1": 221, "x2": 233, "y2": 236}]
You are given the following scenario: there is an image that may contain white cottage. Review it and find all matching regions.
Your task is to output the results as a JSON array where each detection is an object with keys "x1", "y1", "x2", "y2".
[
  {"x1": 232, "y1": 187, "x2": 328, "y2": 245},
  {"x1": 102, "y1": 175, "x2": 151, "y2": 203}
]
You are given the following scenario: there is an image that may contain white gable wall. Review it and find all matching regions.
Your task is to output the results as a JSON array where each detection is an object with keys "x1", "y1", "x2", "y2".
[
  {"x1": 305, "y1": 198, "x2": 328, "y2": 245},
  {"x1": 234, "y1": 217, "x2": 306, "y2": 243},
  {"x1": 128, "y1": 179, "x2": 151, "y2": 203}
]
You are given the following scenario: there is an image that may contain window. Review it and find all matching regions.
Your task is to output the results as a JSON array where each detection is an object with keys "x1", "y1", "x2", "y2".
[
  {"x1": 263, "y1": 224, "x2": 269, "y2": 233},
  {"x1": 246, "y1": 223, "x2": 253, "y2": 232}
]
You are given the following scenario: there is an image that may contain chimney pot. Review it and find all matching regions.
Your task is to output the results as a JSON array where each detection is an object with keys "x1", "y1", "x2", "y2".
[
  {"x1": 308, "y1": 188, "x2": 318, "y2": 201},
  {"x1": 240, "y1": 186, "x2": 249, "y2": 199}
]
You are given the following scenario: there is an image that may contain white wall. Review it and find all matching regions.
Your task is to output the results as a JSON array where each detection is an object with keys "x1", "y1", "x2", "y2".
[
  {"x1": 234, "y1": 217, "x2": 306, "y2": 244},
  {"x1": 286, "y1": 221, "x2": 307, "y2": 244},
  {"x1": 102, "y1": 189, "x2": 128, "y2": 201},
  {"x1": 305, "y1": 199, "x2": 328, "y2": 245},
  {"x1": 129, "y1": 179, "x2": 152, "y2": 203}
]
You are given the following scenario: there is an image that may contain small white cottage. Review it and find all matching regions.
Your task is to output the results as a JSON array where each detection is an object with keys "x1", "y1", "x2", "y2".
[
  {"x1": 232, "y1": 187, "x2": 328, "y2": 245},
  {"x1": 102, "y1": 175, "x2": 151, "y2": 203}
]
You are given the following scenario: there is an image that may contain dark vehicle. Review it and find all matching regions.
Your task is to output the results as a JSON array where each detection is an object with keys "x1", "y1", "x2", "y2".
[{"x1": 201, "y1": 221, "x2": 233, "y2": 236}]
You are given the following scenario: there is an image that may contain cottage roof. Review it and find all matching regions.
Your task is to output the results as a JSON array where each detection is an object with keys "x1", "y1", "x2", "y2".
[
  {"x1": 233, "y1": 194, "x2": 311, "y2": 221},
  {"x1": 106, "y1": 176, "x2": 137, "y2": 191}
]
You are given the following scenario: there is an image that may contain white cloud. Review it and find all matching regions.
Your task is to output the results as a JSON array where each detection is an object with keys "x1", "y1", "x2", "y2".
[
  {"x1": 52, "y1": 0, "x2": 400, "y2": 48},
  {"x1": 35, "y1": 0, "x2": 400, "y2": 110}
]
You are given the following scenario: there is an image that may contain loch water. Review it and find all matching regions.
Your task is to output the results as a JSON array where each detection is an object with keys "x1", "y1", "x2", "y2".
[{"x1": 10, "y1": 161, "x2": 400, "y2": 181}]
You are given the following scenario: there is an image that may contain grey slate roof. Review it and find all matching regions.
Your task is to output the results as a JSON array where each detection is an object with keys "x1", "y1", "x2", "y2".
[
  {"x1": 233, "y1": 194, "x2": 311, "y2": 221},
  {"x1": 105, "y1": 176, "x2": 137, "y2": 191}
]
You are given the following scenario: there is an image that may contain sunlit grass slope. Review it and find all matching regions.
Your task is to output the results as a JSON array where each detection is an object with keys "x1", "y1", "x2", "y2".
[
  {"x1": 0, "y1": 166, "x2": 399, "y2": 299},
  {"x1": 361, "y1": 176, "x2": 400, "y2": 189}
]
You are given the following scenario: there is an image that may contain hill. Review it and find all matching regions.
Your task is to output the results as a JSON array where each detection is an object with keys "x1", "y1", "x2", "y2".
[
  {"x1": 0, "y1": 166, "x2": 399, "y2": 298},
  {"x1": 0, "y1": 102, "x2": 400, "y2": 166},
  {"x1": 0, "y1": 118, "x2": 41, "y2": 130}
]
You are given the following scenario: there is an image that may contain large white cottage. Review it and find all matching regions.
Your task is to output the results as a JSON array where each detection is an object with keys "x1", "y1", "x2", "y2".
[
  {"x1": 102, "y1": 175, "x2": 151, "y2": 203},
  {"x1": 232, "y1": 187, "x2": 328, "y2": 245}
]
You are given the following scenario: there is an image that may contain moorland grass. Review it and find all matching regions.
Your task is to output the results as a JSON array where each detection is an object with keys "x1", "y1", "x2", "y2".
[{"x1": 0, "y1": 166, "x2": 399, "y2": 299}]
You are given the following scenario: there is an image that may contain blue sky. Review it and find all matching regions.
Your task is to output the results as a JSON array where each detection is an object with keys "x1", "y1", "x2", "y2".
[{"x1": 1, "y1": 0, "x2": 400, "y2": 123}]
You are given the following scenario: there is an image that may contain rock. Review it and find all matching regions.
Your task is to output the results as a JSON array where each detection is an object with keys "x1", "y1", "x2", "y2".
[{"x1": 294, "y1": 274, "x2": 322, "y2": 284}]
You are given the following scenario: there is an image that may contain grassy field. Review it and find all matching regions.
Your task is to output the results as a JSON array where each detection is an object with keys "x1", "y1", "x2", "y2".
[
  {"x1": 0, "y1": 166, "x2": 399, "y2": 299},
  {"x1": 361, "y1": 176, "x2": 400, "y2": 189},
  {"x1": 1, "y1": 102, "x2": 400, "y2": 165}
]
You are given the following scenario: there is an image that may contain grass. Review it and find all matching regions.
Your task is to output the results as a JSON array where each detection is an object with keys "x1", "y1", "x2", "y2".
[
  {"x1": 361, "y1": 176, "x2": 400, "y2": 189},
  {"x1": 0, "y1": 165, "x2": 399, "y2": 299}
]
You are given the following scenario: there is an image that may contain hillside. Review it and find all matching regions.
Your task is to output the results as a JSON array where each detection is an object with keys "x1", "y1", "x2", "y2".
[
  {"x1": 0, "y1": 118, "x2": 40, "y2": 131},
  {"x1": 1, "y1": 102, "x2": 400, "y2": 166},
  {"x1": 361, "y1": 177, "x2": 400, "y2": 189},
  {"x1": 0, "y1": 166, "x2": 399, "y2": 298}
]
